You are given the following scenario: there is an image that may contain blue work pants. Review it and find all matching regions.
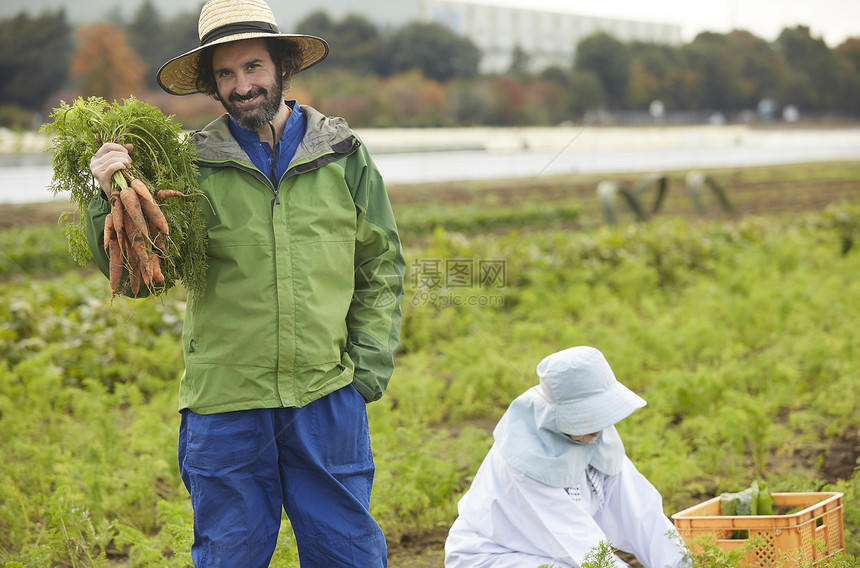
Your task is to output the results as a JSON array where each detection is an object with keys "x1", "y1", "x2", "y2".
[{"x1": 178, "y1": 385, "x2": 387, "y2": 567}]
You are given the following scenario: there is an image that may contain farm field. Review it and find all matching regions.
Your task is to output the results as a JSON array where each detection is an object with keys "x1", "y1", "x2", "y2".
[{"x1": 1, "y1": 161, "x2": 859, "y2": 567}]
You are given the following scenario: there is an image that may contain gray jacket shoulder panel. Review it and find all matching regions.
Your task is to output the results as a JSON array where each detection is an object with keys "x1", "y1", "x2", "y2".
[{"x1": 191, "y1": 106, "x2": 357, "y2": 168}]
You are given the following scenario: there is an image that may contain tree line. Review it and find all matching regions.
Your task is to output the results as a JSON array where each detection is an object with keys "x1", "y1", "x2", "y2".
[{"x1": 2, "y1": 1, "x2": 859, "y2": 130}]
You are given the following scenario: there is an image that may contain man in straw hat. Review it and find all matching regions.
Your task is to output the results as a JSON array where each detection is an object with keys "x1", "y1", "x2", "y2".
[
  {"x1": 87, "y1": 0, "x2": 404, "y2": 566},
  {"x1": 444, "y1": 346, "x2": 690, "y2": 568}
]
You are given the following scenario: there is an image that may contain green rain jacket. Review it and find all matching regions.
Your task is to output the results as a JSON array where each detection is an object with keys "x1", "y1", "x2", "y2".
[{"x1": 86, "y1": 106, "x2": 405, "y2": 414}]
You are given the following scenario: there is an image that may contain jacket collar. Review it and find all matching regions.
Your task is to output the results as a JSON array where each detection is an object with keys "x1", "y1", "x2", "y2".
[
  {"x1": 493, "y1": 386, "x2": 626, "y2": 488},
  {"x1": 192, "y1": 104, "x2": 357, "y2": 167}
]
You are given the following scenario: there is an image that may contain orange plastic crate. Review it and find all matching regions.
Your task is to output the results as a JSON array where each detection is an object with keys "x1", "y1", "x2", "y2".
[{"x1": 672, "y1": 492, "x2": 844, "y2": 567}]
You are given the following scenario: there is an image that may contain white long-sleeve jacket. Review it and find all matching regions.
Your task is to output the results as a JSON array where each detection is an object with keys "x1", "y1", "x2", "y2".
[{"x1": 444, "y1": 444, "x2": 689, "y2": 568}]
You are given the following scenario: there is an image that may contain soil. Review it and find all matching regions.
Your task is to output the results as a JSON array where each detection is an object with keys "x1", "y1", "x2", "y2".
[
  {"x1": 3, "y1": 162, "x2": 859, "y2": 232},
  {"x1": 822, "y1": 428, "x2": 860, "y2": 484}
]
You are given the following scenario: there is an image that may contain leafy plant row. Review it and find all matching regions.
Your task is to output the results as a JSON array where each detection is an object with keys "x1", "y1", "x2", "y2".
[{"x1": 0, "y1": 196, "x2": 582, "y2": 282}]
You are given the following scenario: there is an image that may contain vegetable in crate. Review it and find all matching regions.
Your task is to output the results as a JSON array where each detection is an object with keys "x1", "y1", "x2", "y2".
[
  {"x1": 41, "y1": 96, "x2": 208, "y2": 300},
  {"x1": 720, "y1": 480, "x2": 777, "y2": 516},
  {"x1": 720, "y1": 480, "x2": 777, "y2": 540}
]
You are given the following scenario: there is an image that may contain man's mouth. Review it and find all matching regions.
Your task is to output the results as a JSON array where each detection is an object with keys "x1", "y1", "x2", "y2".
[{"x1": 231, "y1": 89, "x2": 265, "y2": 105}]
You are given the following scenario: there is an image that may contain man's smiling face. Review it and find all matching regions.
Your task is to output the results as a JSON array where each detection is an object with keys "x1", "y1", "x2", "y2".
[{"x1": 212, "y1": 38, "x2": 284, "y2": 132}]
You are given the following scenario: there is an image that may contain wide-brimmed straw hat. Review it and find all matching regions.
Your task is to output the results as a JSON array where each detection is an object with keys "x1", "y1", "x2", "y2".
[
  {"x1": 536, "y1": 346, "x2": 646, "y2": 435},
  {"x1": 157, "y1": 0, "x2": 329, "y2": 96}
]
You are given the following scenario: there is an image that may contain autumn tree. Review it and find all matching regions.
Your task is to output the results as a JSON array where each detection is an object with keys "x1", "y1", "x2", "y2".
[
  {"x1": 297, "y1": 11, "x2": 383, "y2": 74},
  {"x1": 71, "y1": 22, "x2": 148, "y2": 100},
  {"x1": 728, "y1": 31, "x2": 789, "y2": 108},
  {"x1": 508, "y1": 45, "x2": 531, "y2": 79},
  {"x1": 574, "y1": 33, "x2": 631, "y2": 109},
  {"x1": 379, "y1": 22, "x2": 481, "y2": 81},
  {"x1": 776, "y1": 25, "x2": 841, "y2": 109},
  {"x1": 680, "y1": 32, "x2": 746, "y2": 111},
  {"x1": 627, "y1": 42, "x2": 686, "y2": 109},
  {"x1": 126, "y1": 0, "x2": 161, "y2": 79},
  {"x1": 123, "y1": 1, "x2": 199, "y2": 90},
  {"x1": 0, "y1": 9, "x2": 72, "y2": 112},
  {"x1": 568, "y1": 70, "x2": 606, "y2": 115},
  {"x1": 835, "y1": 37, "x2": 860, "y2": 74},
  {"x1": 296, "y1": 10, "x2": 335, "y2": 41},
  {"x1": 834, "y1": 37, "x2": 860, "y2": 113}
]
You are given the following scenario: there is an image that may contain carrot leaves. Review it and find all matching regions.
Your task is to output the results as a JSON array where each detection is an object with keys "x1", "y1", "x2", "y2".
[{"x1": 41, "y1": 96, "x2": 208, "y2": 300}]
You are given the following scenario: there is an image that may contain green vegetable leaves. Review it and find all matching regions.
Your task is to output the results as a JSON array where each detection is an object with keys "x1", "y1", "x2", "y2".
[
  {"x1": 41, "y1": 96, "x2": 208, "y2": 300},
  {"x1": 720, "y1": 480, "x2": 778, "y2": 516}
]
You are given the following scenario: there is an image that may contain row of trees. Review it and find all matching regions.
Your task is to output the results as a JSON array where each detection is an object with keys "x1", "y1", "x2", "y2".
[{"x1": 1, "y1": 1, "x2": 859, "y2": 130}]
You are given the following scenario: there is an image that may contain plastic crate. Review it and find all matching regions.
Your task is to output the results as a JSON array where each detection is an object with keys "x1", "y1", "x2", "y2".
[{"x1": 671, "y1": 492, "x2": 844, "y2": 567}]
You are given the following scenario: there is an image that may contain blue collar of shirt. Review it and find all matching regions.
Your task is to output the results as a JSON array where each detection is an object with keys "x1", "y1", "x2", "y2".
[{"x1": 227, "y1": 101, "x2": 306, "y2": 186}]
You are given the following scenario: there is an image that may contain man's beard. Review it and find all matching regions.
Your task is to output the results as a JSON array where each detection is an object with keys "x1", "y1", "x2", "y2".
[{"x1": 221, "y1": 73, "x2": 285, "y2": 132}]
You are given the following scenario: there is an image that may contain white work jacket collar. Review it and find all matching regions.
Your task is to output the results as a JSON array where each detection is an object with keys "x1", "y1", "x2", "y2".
[{"x1": 493, "y1": 387, "x2": 626, "y2": 488}]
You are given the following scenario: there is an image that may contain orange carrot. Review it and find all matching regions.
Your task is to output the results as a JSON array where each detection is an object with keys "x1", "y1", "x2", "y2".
[
  {"x1": 154, "y1": 188, "x2": 216, "y2": 217},
  {"x1": 139, "y1": 255, "x2": 151, "y2": 288},
  {"x1": 130, "y1": 178, "x2": 153, "y2": 202},
  {"x1": 108, "y1": 236, "x2": 122, "y2": 294},
  {"x1": 131, "y1": 178, "x2": 170, "y2": 235},
  {"x1": 142, "y1": 201, "x2": 169, "y2": 235},
  {"x1": 149, "y1": 253, "x2": 165, "y2": 283},
  {"x1": 154, "y1": 189, "x2": 187, "y2": 199},
  {"x1": 153, "y1": 230, "x2": 167, "y2": 252},
  {"x1": 130, "y1": 264, "x2": 141, "y2": 296},
  {"x1": 122, "y1": 210, "x2": 135, "y2": 244},
  {"x1": 126, "y1": 240, "x2": 141, "y2": 297},
  {"x1": 103, "y1": 211, "x2": 115, "y2": 252},
  {"x1": 109, "y1": 190, "x2": 124, "y2": 253},
  {"x1": 120, "y1": 185, "x2": 149, "y2": 240},
  {"x1": 130, "y1": 233, "x2": 152, "y2": 282}
]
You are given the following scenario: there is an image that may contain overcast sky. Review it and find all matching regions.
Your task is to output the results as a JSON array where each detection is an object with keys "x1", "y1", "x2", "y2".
[{"x1": 3, "y1": 0, "x2": 858, "y2": 47}]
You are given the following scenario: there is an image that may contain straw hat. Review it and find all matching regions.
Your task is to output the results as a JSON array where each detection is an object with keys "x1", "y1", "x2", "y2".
[
  {"x1": 157, "y1": 0, "x2": 329, "y2": 96},
  {"x1": 536, "y1": 346, "x2": 646, "y2": 435}
]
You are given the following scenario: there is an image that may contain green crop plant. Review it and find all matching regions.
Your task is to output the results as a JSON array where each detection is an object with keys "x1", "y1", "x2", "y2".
[
  {"x1": 394, "y1": 198, "x2": 582, "y2": 240},
  {"x1": 581, "y1": 540, "x2": 619, "y2": 568},
  {"x1": 2, "y1": 187, "x2": 860, "y2": 564},
  {"x1": 817, "y1": 199, "x2": 860, "y2": 255}
]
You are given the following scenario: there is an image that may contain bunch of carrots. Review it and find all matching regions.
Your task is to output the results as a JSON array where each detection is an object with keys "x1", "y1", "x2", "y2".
[
  {"x1": 44, "y1": 96, "x2": 210, "y2": 301},
  {"x1": 105, "y1": 171, "x2": 187, "y2": 297}
]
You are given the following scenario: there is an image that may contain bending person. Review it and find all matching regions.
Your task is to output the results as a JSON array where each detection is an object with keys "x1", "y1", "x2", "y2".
[{"x1": 445, "y1": 346, "x2": 689, "y2": 568}]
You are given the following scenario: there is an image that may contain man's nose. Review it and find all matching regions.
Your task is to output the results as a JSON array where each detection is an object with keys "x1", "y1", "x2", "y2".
[{"x1": 235, "y1": 72, "x2": 254, "y2": 95}]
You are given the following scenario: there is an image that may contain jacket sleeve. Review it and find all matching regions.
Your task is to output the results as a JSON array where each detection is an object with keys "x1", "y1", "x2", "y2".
[
  {"x1": 446, "y1": 445, "x2": 628, "y2": 568},
  {"x1": 84, "y1": 195, "x2": 152, "y2": 299},
  {"x1": 595, "y1": 458, "x2": 690, "y2": 568},
  {"x1": 85, "y1": 195, "x2": 111, "y2": 275},
  {"x1": 344, "y1": 141, "x2": 405, "y2": 402}
]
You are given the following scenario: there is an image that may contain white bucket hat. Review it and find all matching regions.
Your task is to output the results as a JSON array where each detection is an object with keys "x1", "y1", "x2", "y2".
[
  {"x1": 537, "y1": 346, "x2": 646, "y2": 435},
  {"x1": 493, "y1": 346, "x2": 646, "y2": 487},
  {"x1": 157, "y1": 0, "x2": 329, "y2": 96}
]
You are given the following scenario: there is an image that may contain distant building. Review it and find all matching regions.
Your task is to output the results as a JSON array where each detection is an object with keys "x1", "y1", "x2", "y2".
[{"x1": 418, "y1": 0, "x2": 682, "y2": 74}]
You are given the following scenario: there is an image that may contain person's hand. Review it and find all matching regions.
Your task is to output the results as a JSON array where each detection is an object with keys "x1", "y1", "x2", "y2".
[{"x1": 90, "y1": 143, "x2": 134, "y2": 193}]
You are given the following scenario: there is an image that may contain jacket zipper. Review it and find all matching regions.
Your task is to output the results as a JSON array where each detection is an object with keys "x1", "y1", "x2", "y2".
[{"x1": 269, "y1": 122, "x2": 280, "y2": 206}]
